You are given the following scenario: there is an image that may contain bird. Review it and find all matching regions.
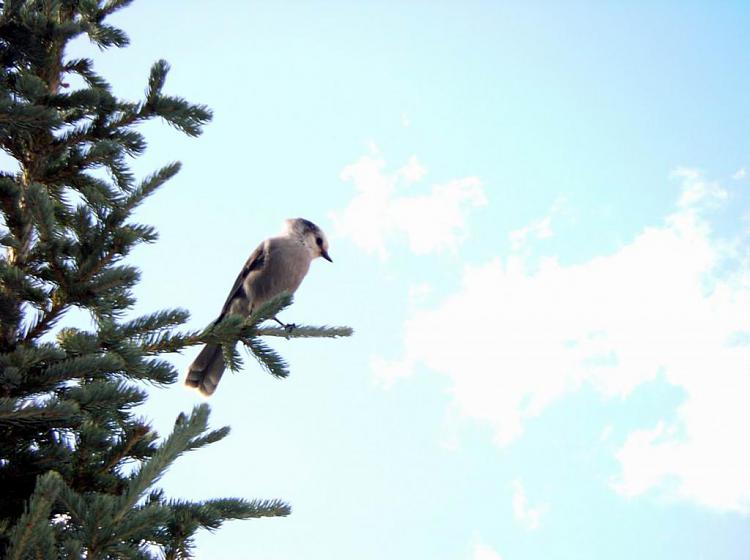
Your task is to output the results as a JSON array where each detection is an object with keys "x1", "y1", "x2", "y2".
[{"x1": 185, "y1": 218, "x2": 332, "y2": 396}]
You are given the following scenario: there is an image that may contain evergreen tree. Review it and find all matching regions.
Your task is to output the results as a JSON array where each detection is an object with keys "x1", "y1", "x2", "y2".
[{"x1": 0, "y1": 1, "x2": 351, "y2": 558}]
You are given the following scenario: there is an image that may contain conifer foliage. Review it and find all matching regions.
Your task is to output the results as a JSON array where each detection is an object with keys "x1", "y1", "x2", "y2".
[{"x1": 0, "y1": 1, "x2": 355, "y2": 557}]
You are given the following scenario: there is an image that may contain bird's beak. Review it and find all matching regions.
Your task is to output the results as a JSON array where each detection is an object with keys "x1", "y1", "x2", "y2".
[{"x1": 321, "y1": 250, "x2": 333, "y2": 262}]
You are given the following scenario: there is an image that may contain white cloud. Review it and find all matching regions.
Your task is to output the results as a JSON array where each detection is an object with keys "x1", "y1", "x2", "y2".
[
  {"x1": 732, "y1": 167, "x2": 746, "y2": 180},
  {"x1": 375, "y1": 168, "x2": 750, "y2": 512},
  {"x1": 332, "y1": 151, "x2": 486, "y2": 259},
  {"x1": 471, "y1": 541, "x2": 504, "y2": 560},
  {"x1": 511, "y1": 480, "x2": 548, "y2": 531}
]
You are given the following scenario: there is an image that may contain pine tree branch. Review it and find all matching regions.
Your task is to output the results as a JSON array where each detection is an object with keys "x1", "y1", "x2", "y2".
[
  {"x1": 255, "y1": 325, "x2": 354, "y2": 339},
  {"x1": 220, "y1": 342, "x2": 243, "y2": 373},
  {"x1": 139, "y1": 330, "x2": 203, "y2": 355},
  {"x1": 5, "y1": 471, "x2": 64, "y2": 560},
  {"x1": 0, "y1": 397, "x2": 79, "y2": 428},
  {"x1": 101, "y1": 0, "x2": 136, "y2": 19},
  {"x1": 242, "y1": 337, "x2": 288, "y2": 378},
  {"x1": 160, "y1": 497, "x2": 290, "y2": 560},
  {"x1": 246, "y1": 293, "x2": 294, "y2": 324},
  {"x1": 22, "y1": 297, "x2": 64, "y2": 342},
  {"x1": 102, "y1": 424, "x2": 150, "y2": 472},
  {"x1": 121, "y1": 309, "x2": 191, "y2": 337},
  {"x1": 131, "y1": 319, "x2": 353, "y2": 352},
  {"x1": 167, "y1": 497, "x2": 291, "y2": 531},
  {"x1": 117, "y1": 405, "x2": 225, "y2": 521},
  {"x1": 21, "y1": 242, "x2": 129, "y2": 344}
]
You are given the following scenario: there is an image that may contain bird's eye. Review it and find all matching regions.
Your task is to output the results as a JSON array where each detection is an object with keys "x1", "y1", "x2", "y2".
[{"x1": 315, "y1": 237, "x2": 323, "y2": 246}]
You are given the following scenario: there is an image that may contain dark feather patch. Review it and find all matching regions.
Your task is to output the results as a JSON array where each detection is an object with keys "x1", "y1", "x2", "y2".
[
  {"x1": 297, "y1": 218, "x2": 320, "y2": 234},
  {"x1": 217, "y1": 241, "x2": 266, "y2": 320}
]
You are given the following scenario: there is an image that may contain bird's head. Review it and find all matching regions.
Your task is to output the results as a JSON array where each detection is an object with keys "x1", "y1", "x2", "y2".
[{"x1": 284, "y1": 218, "x2": 333, "y2": 262}]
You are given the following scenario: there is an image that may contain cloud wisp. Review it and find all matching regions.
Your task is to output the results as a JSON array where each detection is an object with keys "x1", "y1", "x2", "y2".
[
  {"x1": 332, "y1": 149, "x2": 486, "y2": 260},
  {"x1": 512, "y1": 479, "x2": 549, "y2": 531},
  {"x1": 508, "y1": 197, "x2": 566, "y2": 252}
]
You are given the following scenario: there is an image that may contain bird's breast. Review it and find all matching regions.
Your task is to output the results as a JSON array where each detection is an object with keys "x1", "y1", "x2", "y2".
[{"x1": 248, "y1": 240, "x2": 312, "y2": 306}]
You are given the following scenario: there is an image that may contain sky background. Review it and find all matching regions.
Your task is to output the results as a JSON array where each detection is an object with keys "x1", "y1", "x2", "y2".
[{"x1": 60, "y1": 1, "x2": 750, "y2": 558}]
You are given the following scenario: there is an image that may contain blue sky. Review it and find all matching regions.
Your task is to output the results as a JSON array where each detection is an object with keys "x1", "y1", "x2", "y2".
[{"x1": 63, "y1": 1, "x2": 750, "y2": 558}]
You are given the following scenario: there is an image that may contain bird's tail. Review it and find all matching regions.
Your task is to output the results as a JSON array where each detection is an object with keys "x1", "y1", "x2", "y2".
[{"x1": 185, "y1": 343, "x2": 225, "y2": 396}]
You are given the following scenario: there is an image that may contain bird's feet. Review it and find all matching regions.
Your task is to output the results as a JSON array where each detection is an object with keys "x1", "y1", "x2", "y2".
[{"x1": 273, "y1": 316, "x2": 297, "y2": 334}]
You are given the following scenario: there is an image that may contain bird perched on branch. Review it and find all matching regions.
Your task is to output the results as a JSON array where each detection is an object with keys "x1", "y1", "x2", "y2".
[{"x1": 185, "y1": 218, "x2": 332, "y2": 396}]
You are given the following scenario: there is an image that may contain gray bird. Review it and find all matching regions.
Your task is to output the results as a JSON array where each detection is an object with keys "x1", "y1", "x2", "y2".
[{"x1": 185, "y1": 218, "x2": 332, "y2": 396}]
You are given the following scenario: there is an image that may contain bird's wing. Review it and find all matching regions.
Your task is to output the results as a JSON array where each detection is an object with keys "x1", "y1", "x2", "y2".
[{"x1": 217, "y1": 240, "x2": 267, "y2": 320}]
